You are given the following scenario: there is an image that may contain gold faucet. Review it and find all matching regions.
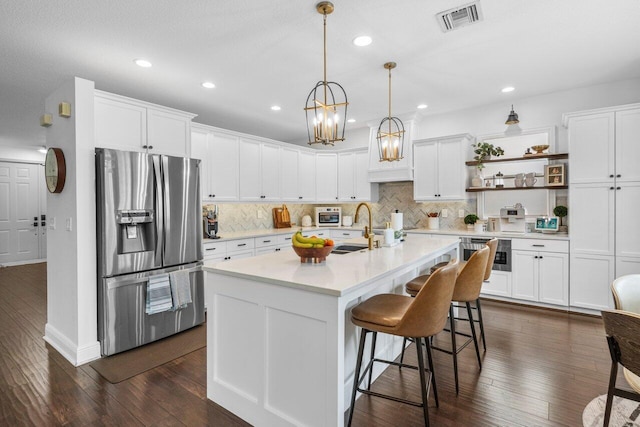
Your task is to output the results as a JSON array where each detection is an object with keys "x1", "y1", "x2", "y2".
[{"x1": 355, "y1": 202, "x2": 375, "y2": 250}]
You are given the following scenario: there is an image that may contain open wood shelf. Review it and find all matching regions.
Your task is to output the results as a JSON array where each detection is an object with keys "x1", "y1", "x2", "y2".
[
  {"x1": 466, "y1": 185, "x2": 568, "y2": 192},
  {"x1": 465, "y1": 152, "x2": 568, "y2": 167}
]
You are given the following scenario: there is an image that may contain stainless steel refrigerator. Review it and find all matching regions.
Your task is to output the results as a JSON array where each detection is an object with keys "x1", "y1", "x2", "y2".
[{"x1": 96, "y1": 147, "x2": 204, "y2": 356}]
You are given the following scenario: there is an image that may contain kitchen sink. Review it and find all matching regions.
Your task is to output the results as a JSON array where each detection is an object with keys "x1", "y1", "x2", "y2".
[{"x1": 331, "y1": 244, "x2": 368, "y2": 254}]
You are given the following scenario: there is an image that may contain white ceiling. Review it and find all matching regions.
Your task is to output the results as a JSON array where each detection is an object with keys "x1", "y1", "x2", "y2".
[{"x1": 1, "y1": 0, "x2": 639, "y2": 151}]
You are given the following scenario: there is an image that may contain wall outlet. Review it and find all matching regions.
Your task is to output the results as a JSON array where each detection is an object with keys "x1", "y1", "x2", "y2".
[
  {"x1": 66, "y1": 217, "x2": 73, "y2": 231},
  {"x1": 442, "y1": 209, "x2": 448, "y2": 218},
  {"x1": 49, "y1": 217, "x2": 56, "y2": 230},
  {"x1": 458, "y1": 209, "x2": 465, "y2": 218},
  {"x1": 257, "y1": 210, "x2": 263, "y2": 219}
]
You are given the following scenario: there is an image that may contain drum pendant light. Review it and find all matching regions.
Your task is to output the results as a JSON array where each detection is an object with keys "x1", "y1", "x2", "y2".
[
  {"x1": 376, "y1": 62, "x2": 405, "y2": 162},
  {"x1": 304, "y1": 2, "x2": 348, "y2": 145},
  {"x1": 505, "y1": 104, "x2": 520, "y2": 125}
]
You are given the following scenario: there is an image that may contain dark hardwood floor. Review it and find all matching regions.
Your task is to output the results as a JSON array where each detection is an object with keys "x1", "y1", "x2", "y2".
[{"x1": 0, "y1": 263, "x2": 618, "y2": 426}]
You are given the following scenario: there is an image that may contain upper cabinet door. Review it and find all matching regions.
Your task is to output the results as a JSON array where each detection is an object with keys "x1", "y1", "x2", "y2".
[
  {"x1": 190, "y1": 128, "x2": 210, "y2": 201},
  {"x1": 209, "y1": 132, "x2": 239, "y2": 201},
  {"x1": 280, "y1": 147, "x2": 300, "y2": 202},
  {"x1": 238, "y1": 138, "x2": 262, "y2": 201},
  {"x1": 413, "y1": 142, "x2": 438, "y2": 200},
  {"x1": 337, "y1": 152, "x2": 356, "y2": 201},
  {"x1": 94, "y1": 96, "x2": 147, "y2": 151},
  {"x1": 315, "y1": 153, "x2": 338, "y2": 202},
  {"x1": 436, "y1": 137, "x2": 465, "y2": 200},
  {"x1": 147, "y1": 108, "x2": 192, "y2": 157},
  {"x1": 615, "y1": 107, "x2": 640, "y2": 183},
  {"x1": 260, "y1": 143, "x2": 281, "y2": 201},
  {"x1": 355, "y1": 150, "x2": 376, "y2": 201},
  {"x1": 298, "y1": 151, "x2": 316, "y2": 201},
  {"x1": 568, "y1": 112, "x2": 615, "y2": 184}
]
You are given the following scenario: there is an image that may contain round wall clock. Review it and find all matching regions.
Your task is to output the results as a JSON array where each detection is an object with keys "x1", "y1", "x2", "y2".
[{"x1": 45, "y1": 147, "x2": 66, "y2": 193}]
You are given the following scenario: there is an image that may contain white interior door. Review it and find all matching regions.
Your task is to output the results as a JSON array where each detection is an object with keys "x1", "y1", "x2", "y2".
[{"x1": 0, "y1": 161, "x2": 42, "y2": 264}]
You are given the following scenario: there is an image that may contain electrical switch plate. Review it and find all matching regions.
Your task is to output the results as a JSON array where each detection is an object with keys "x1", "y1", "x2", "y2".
[
  {"x1": 257, "y1": 210, "x2": 263, "y2": 219},
  {"x1": 49, "y1": 217, "x2": 56, "y2": 230},
  {"x1": 442, "y1": 209, "x2": 448, "y2": 218},
  {"x1": 458, "y1": 210, "x2": 465, "y2": 218},
  {"x1": 66, "y1": 217, "x2": 72, "y2": 231}
]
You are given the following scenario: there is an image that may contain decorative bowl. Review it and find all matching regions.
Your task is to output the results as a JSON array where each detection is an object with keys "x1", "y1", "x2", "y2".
[
  {"x1": 292, "y1": 245, "x2": 333, "y2": 263},
  {"x1": 531, "y1": 144, "x2": 550, "y2": 154}
]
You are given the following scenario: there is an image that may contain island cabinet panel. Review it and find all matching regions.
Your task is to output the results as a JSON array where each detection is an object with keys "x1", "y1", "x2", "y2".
[{"x1": 204, "y1": 236, "x2": 459, "y2": 426}]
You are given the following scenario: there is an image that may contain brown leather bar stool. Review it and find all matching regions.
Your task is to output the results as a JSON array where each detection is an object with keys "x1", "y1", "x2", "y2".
[
  {"x1": 401, "y1": 246, "x2": 490, "y2": 394},
  {"x1": 347, "y1": 261, "x2": 459, "y2": 427}
]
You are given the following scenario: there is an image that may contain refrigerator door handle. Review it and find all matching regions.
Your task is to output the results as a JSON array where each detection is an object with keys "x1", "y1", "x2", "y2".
[{"x1": 153, "y1": 155, "x2": 164, "y2": 266}]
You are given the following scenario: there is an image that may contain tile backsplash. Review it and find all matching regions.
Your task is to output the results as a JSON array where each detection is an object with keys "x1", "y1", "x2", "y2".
[{"x1": 205, "y1": 182, "x2": 478, "y2": 233}]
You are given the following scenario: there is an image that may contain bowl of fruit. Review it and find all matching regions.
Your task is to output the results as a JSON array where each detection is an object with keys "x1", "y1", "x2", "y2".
[{"x1": 291, "y1": 231, "x2": 335, "y2": 263}]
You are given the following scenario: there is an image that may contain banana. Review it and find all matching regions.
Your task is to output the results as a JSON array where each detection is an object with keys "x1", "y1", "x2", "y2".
[
  {"x1": 292, "y1": 232, "x2": 314, "y2": 248},
  {"x1": 295, "y1": 231, "x2": 325, "y2": 245},
  {"x1": 313, "y1": 243, "x2": 324, "y2": 248}
]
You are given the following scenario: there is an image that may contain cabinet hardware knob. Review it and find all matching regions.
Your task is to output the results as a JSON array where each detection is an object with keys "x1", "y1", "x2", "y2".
[
  {"x1": 539, "y1": 256, "x2": 543, "y2": 259},
  {"x1": 610, "y1": 187, "x2": 615, "y2": 190},
  {"x1": 33, "y1": 222, "x2": 38, "y2": 227},
  {"x1": 617, "y1": 187, "x2": 621, "y2": 190},
  {"x1": 610, "y1": 174, "x2": 614, "y2": 178},
  {"x1": 617, "y1": 174, "x2": 621, "y2": 178},
  {"x1": 299, "y1": 196, "x2": 303, "y2": 199}
]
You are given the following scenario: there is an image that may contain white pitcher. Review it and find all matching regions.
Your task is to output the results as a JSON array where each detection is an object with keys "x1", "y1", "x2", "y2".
[
  {"x1": 514, "y1": 173, "x2": 525, "y2": 188},
  {"x1": 525, "y1": 172, "x2": 537, "y2": 187}
]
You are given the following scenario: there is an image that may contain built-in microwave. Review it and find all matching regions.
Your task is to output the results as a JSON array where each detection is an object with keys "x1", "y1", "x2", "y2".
[{"x1": 315, "y1": 207, "x2": 341, "y2": 227}]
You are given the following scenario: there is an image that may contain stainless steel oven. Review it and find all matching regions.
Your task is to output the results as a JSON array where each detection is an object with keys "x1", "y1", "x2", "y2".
[{"x1": 460, "y1": 237, "x2": 511, "y2": 272}]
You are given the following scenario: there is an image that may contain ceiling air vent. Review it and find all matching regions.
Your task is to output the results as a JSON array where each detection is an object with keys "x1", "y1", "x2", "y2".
[{"x1": 436, "y1": 1, "x2": 483, "y2": 32}]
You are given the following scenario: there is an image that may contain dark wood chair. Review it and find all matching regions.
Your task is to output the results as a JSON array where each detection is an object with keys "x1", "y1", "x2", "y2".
[
  {"x1": 600, "y1": 310, "x2": 640, "y2": 427},
  {"x1": 347, "y1": 261, "x2": 459, "y2": 426}
]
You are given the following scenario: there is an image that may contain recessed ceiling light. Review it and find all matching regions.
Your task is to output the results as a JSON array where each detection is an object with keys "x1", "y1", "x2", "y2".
[
  {"x1": 353, "y1": 36, "x2": 372, "y2": 47},
  {"x1": 202, "y1": 81, "x2": 215, "y2": 89},
  {"x1": 270, "y1": 105, "x2": 281, "y2": 111},
  {"x1": 501, "y1": 86, "x2": 515, "y2": 93},
  {"x1": 347, "y1": 118, "x2": 356, "y2": 123},
  {"x1": 134, "y1": 59, "x2": 152, "y2": 68},
  {"x1": 417, "y1": 104, "x2": 428, "y2": 109}
]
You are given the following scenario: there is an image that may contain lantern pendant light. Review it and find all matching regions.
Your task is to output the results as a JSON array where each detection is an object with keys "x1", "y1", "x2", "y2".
[
  {"x1": 304, "y1": 2, "x2": 348, "y2": 146},
  {"x1": 376, "y1": 62, "x2": 405, "y2": 162},
  {"x1": 505, "y1": 104, "x2": 520, "y2": 125}
]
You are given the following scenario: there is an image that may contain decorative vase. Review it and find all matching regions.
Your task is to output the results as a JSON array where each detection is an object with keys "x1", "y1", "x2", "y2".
[{"x1": 474, "y1": 222, "x2": 484, "y2": 233}]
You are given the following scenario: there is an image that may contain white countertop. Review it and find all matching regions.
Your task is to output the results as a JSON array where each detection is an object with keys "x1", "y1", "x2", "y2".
[
  {"x1": 204, "y1": 225, "x2": 569, "y2": 242},
  {"x1": 203, "y1": 235, "x2": 459, "y2": 297}
]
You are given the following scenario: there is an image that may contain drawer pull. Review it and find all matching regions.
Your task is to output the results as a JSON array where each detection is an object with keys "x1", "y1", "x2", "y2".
[
  {"x1": 284, "y1": 237, "x2": 292, "y2": 241},
  {"x1": 532, "y1": 244, "x2": 545, "y2": 247},
  {"x1": 237, "y1": 243, "x2": 247, "y2": 247},
  {"x1": 206, "y1": 247, "x2": 217, "y2": 251},
  {"x1": 263, "y1": 240, "x2": 271, "y2": 243},
  {"x1": 343, "y1": 233, "x2": 350, "y2": 236}
]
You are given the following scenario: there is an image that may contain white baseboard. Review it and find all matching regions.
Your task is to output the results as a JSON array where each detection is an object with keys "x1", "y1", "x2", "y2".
[
  {"x1": 1, "y1": 258, "x2": 46, "y2": 267},
  {"x1": 44, "y1": 323, "x2": 101, "y2": 366}
]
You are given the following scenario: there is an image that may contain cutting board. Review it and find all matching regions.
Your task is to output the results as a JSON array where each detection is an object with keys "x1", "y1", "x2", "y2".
[{"x1": 273, "y1": 205, "x2": 291, "y2": 228}]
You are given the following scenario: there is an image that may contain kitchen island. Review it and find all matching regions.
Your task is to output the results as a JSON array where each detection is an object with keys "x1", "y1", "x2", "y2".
[{"x1": 203, "y1": 235, "x2": 459, "y2": 426}]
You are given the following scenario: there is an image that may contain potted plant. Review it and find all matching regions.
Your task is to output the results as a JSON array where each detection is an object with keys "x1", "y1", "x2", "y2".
[
  {"x1": 553, "y1": 205, "x2": 568, "y2": 232},
  {"x1": 472, "y1": 142, "x2": 505, "y2": 170},
  {"x1": 464, "y1": 214, "x2": 479, "y2": 231}
]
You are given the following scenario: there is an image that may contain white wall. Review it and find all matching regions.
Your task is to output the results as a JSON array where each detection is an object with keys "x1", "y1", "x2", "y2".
[
  {"x1": 43, "y1": 77, "x2": 100, "y2": 366},
  {"x1": 0, "y1": 146, "x2": 45, "y2": 163}
]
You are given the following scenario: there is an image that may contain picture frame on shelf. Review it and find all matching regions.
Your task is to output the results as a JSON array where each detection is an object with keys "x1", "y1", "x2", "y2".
[{"x1": 544, "y1": 164, "x2": 566, "y2": 186}]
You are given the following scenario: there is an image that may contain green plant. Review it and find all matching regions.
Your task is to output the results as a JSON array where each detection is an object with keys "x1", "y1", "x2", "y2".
[
  {"x1": 464, "y1": 214, "x2": 479, "y2": 225},
  {"x1": 472, "y1": 142, "x2": 505, "y2": 170},
  {"x1": 553, "y1": 205, "x2": 568, "y2": 225}
]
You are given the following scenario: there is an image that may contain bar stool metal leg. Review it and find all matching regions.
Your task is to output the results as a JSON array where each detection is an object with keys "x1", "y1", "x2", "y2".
[
  {"x1": 466, "y1": 302, "x2": 482, "y2": 368},
  {"x1": 449, "y1": 304, "x2": 459, "y2": 395},
  {"x1": 414, "y1": 336, "x2": 431, "y2": 427},
  {"x1": 367, "y1": 332, "x2": 378, "y2": 389},
  {"x1": 348, "y1": 328, "x2": 368, "y2": 427},
  {"x1": 476, "y1": 298, "x2": 487, "y2": 351},
  {"x1": 425, "y1": 340, "x2": 438, "y2": 408}
]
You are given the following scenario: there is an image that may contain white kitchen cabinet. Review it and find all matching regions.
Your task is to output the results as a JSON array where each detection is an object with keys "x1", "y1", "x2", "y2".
[
  {"x1": 564, "y1": 103, "x2": 640, "y2": 311},
  {"x1": 330, "y1": 229, "x2": 363, "y2": 242},
  {"x1": 239, "y1": 138, "x2": 281, "y2": 201},
  {"x1": 480, "y1": 270, "x2": 512, "y2": 298},
  {"x1": 298, "y1": 150, "x2": 317, "y2": 201},
  {"x1": 147, "y1": 107, "x2": 192, "y2": 157},
  {"x1": 94, "y1": 90, "x2": 195, "y2": 156},
  {"x1": 255, "y1": 234, "x2": 294, "y2": 255},
  {"x1": 511, "y1": 239, "x2": 569, "y2": 307},
  {"x1": 203, "y1": 240, "x2": 227, "y2": 263},
  {"x1": 338, "y1": 150, "x2": 378, "y2": 202},
  {"x1": 413, "y1": 134, "x2": 471, "y2": 201},
  {"x1": 280, "y1": 148, "x2": 317, "y2": 202},
  {"x1": 191, "y1": 125, "x2": 239, "y2": 202},
  {"x1": 315, "y1": 153, "x2": 338, "y2": 202}
]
